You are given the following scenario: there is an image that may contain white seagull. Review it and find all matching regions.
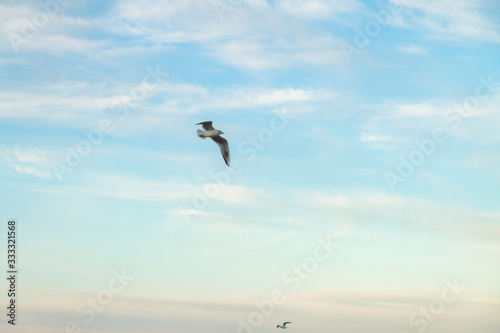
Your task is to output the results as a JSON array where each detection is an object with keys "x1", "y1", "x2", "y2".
[
  {"x1": 277, "y1": 322, "x2": 292, "y2": 329},
  {"x1": 196, "y1": 121, "x2": 230, "y2": 167}
]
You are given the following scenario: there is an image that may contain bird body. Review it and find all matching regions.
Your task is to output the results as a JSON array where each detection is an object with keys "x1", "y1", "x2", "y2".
[
  {"x1": 196, "y1": 121, "x2": 230, "y2": 167},
  {"x1": 197, "y1": 129, "x2": 222, "y2": 139},
  {"x1": 277, "y1": 322, "x2": 291, "y2": 329}
]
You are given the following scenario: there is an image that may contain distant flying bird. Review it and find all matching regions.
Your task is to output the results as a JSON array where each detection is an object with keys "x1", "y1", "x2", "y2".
[
  {"x1": 277, "y1": 322, "x2": 292, "y2": 329},
  {"x1": 196, "y1": 121, "x2": 230, "y2": 166}
]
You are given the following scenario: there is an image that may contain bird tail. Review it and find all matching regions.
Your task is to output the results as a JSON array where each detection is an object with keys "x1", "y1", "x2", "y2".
[{"x1": 197, "y1": 129, "x2": 207, "y2": 139}]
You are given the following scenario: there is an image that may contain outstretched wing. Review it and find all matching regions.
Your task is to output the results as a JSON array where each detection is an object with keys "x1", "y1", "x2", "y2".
[
  {"x1": 283, "y1": 322, "x2": 292, "y2": 326},
  {"x1": 196, "y1": 121, "x2": 214, "y2": 131},
  {"x1": 211, "y1": 135, "x2": 230, "y2": 167}
]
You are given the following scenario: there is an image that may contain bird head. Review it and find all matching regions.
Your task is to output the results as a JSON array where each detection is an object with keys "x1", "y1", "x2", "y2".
[{"x1": 219, "y1": 130, "x2": 225, "y2": 135}]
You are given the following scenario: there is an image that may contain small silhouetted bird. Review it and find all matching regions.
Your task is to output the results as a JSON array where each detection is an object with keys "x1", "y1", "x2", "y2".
[{"x1": 196, "y1": 121, "x2": 230, "y2": 167}]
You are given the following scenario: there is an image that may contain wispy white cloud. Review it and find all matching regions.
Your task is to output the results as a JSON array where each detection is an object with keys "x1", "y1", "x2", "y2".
[
  {"x1": 391, "y1": 0, "x2": 500, "y2": 43},
  {"x1": 18, "y1": 287, "x2": 500, "y2": 333},
  {"x1": 359, "y1": 88, "x2": 500, "y2": 149},
  {"x1": 208, "y1": 34, "x2": 347, "y2": 70},
  {"x1": 162, "y1": 178, "x2": 500, "y2": 243},
  {"x1": 0, "y1": 146, "x2": 56, "y2": 179},
  {"x1": 295, "y1": 189, "x2": 500, "y2": 241},
  {"x1": 0, "y1": 89, "x2": 121, "y2": 121},
  {"x1": 0, "y1": 0, "x2": 356, "y2": 70},
  {"x1": 0, "y1": 81, "x2": 337, "y2": 123},
  {"x1": 276, "y1": 0, "x2": 365, "y2": 20},
  {"x1": 359, "y1": 133, "x2": 397, "y2": 143},
  {"x1": 398, "y1": 44, "x2": 427, "y2": 54},
  {"x1": 387, "y1": 102, "x2": 444, "y2": 118},
  {"x1": 32, "y1": 173, "x2": 194, "y2": 202},
  {"x1": 23, "y1": 34, "x2": 107, "y2": 54},
  {"x1": 153, "y1": 84, "x2": 334, "y2": 113}
]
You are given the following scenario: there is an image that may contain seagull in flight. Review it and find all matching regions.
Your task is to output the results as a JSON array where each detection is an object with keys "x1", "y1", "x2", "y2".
[
  {"x1": 277, "y1": 322, "x2": 292, "y2": 329},
  {"x1": 196, "y1": 121, "x2": 230, "y2": 167}
]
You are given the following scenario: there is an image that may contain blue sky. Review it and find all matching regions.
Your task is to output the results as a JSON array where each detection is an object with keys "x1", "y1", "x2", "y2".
[{"x1": 1, "y1": 0, "x2": 500, "y2": 332}]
